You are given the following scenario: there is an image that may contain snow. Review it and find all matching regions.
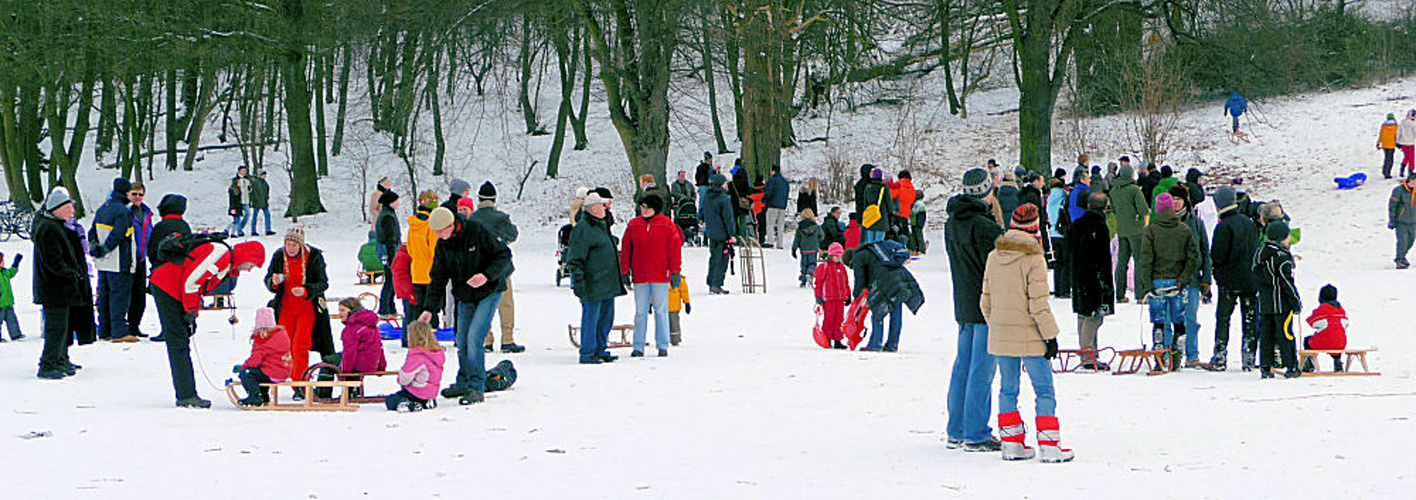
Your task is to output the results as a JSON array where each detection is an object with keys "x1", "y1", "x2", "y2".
[{"x1": 5, "y1": 56, "x2": 1416, "y2": 498}]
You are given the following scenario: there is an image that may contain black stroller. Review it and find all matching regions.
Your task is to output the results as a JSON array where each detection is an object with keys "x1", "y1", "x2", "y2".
[
  {"x1": 673, "y1": 198, "x2": 701, "y2": 246},
  {"x1": 555, "y1": 223, "x2": 573, "y2": 287}
]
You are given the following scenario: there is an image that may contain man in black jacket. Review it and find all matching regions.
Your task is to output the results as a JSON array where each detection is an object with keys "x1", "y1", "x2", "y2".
[
  {"x1": 147, "y1": 195, "x2": 192, "y2": 343},
  {"x1": 694, "y1": 152, "x2": 714, "y2": 203},
  {"x1": 567, "y1": 193, "x2": 626, "y2": 364},
  {"x1": 700, "y1": 174, "x2": 737, "y2": 294},
  {"x1": 471, "y1": 182, "x2": 524, "y2": 354},
  {"x1": 33, "y1": 188, "x2": 91, "y2": 380},
  {"x1": 1206, "y1": 187, "x2": 1260, "y2": 371},
  {"x1": 944, "y1": 167, "x2": 1004, "y2": 451},
  {"x1": 1068, "y1": 193, "x2": 1115, "y2": 370},
  {"x1": 418, "y1": 207, "x2": 514, "y2": 405},
  {"x1": 375, "y1": 190, "x2": 401, "y2": 316},
  {"x1": 820, "y1": 206, "x2": 846, "y2": 250}
]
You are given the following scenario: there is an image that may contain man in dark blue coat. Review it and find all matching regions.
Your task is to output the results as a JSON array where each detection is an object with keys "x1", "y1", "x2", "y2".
[
  {"x1": 1207, "y1": 186, "x2": 1261, "y2": 371},
  {"x1": 90, "y1": 177, "x2": 138, "y2": 342},
  {"x1": 763, "y1": 166, "x2": 790, "y2": 248},
  {"x1": 700, "y1": 174, "x2": 737, "y2": 295}
]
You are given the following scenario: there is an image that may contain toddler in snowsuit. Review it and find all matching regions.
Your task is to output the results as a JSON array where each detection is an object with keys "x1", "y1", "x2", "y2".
[
  {"x1": 358, "y1": 230, "x2": 382, "y2": 274},
  {"x1": 387, "y1": 321, "x2": 445, "y2": 412},
  {"x1": 1303, "y1": 284, "x2": 1348, "y2": 372},
  {"x1": 1255, "y1": 222, "x2": 1301, "y2": 379},
  {"x1": 668, "y1": 275, "x2": 691, "y2": 346},
  {"x1": 792, "y1": 209, "x2": 822, "y2": 287},
  {"x1": 234, "y1": 308, "x2": 293, "y2": 407},
  {"x1": 814, "y1": 243, "x2": 850, "y2": 349},
  {"x1": 854, "y1": 239, "x2": 924, "y2": 352},
  {"x1": 0, "y1": 252, "x2": 24, "y2": 342}
]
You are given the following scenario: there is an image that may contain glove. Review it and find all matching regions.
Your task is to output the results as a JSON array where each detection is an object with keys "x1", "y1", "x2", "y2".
[
  {"x1": 89, "y1": 245, "x2": 108, "y2": 259},
  {"x1": 1390, "y1": 221, "x2": 1398, "y2": 230},
  {"x1": 11, "y1": 254, "x2": 21, "y2": 266},
  {"x1": 684, "y1": 303, "x2": 692, "y2": 314},
  {"x1": 232, "y1": 365, "x2": 242, "y2": 374},
  {"x1": 621, "y1": 274, "x2": 633, "y2": 289},
  {"x1": 815, "y1": 297, "x2": 824, "y2": 305},
  {"x1": 792, "y1": 249, "x2": 798, "y2": 259},
  {"x1": 727, "y1": 237, "x2": 737, "y2": 245},
  {"x1": 671, "y1": 273, "x2": 682, "y2": 289},
  {"x1": 1044, "y1": 339, "x2": 1059, "y2": 360}
]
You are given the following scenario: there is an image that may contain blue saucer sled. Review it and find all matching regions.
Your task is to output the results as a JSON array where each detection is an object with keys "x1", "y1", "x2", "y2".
[
  {"x1": 1334, "y1": 172, "x2": 1366, "y2": 190},
  {"x1": 379, "y1": 322, "x2": 455, "y2": 342}
]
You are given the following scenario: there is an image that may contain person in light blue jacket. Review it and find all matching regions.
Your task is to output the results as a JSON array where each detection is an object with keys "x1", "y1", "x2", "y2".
[{"x1": 1046, "y1": 178, "x2": 1070, "y2": 298}]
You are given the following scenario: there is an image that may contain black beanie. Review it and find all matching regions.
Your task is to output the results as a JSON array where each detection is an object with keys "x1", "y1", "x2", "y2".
[
  {"x1": 1319, "y1": 284, "x2": 1338, "y2": 303},
  {"x1": 1266, "y1": 221, "x2": 1290, "y2": 242},
  {"x1": 113, "y1": 177, "x2": 133, "y2": 195},
  {"x1": 478, "y1": 181, "x2": 497, "y2": 201},
  {"x1": 592, "y1": 187, "x2": 613, "y2": 199},
  {"x1": 641, "y1": 192, "x2": 664, "y2": 215},
  {"x1": 378, "y1": 190, "x2": 400, "y2": 206}
]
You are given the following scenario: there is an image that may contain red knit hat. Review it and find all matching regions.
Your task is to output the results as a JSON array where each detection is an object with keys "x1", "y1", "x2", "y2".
[{"x1": 1010, "y1": 204, "x2": 1040, "y2": 233}]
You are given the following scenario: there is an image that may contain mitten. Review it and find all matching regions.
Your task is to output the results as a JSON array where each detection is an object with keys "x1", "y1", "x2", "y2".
[
  {"x1": 684, "y1": 303, "x2": 692, "y2": 314},
  {"x1": 12, "y1": 254, "x2": 21, "y2": 266},
  {"x1": 1044, "y1": 339, "x2": 1059, "y2": 360},
  {"x1": 815, "y1": 297, "x2": 824, "y2": 305},
  {"x1": 232, "y1": 365, "x2": 242, "y2": 374},
  {"x1": 621, "y1": 274, "x2": 633, "y2": 289}
]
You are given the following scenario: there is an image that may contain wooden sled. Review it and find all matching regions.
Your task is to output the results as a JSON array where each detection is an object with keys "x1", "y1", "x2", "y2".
[
  {"x1": 226, "y1": 379, "x2": 363, "y2": 411},
  {"x1": 357, "y1": 270, "x2": 384, "y2": 285},
  {"x1": 1230, "y1": 130, "x2": 1251, "y2": 144},
  {"x1": 1113, "y1": 348, "x2": 1171, "y2": 376},
  {"x1": 1053, "y1": 347, "x2": 1118, "y2": 373},
  {"x1": 201, "y1": 294, "x2": 234, "y2": 311},
  {"x1": 302, "y1": 363, "x2": 400, "y2": 404},
  {"x1": 567, "y1": 324, "x2": 633, "y2": 349},
  {"x1": 326, "y1": 292, "x2": 379, "y2": 319},
  {"x1": 738, "y1": 237, "x2": 767, "y2": 294},
  {"x1": 1298, "y1": 348, "x2": 1379, "y2": 377}
]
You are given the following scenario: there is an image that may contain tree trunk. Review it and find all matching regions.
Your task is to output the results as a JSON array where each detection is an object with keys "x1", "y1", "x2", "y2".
[
  {"x1": 97, "y1": 75, "x2": 117, "y2": 159},
  {"x1": 722, "y1": 7, "x2": 744, "y2": 143},
  {"x1": 314, "y1": 53, "x2": 330, "y2": 177},
  {"x1": 165, "y1": 69, "x2": 180, "y2": 171},
  {"x1": 569, "y1": 34, "x2": 591, "y2": 151},
  {"x1": 518, "y1": 16, "x2": 541, "y2": 135},
  {"x1": 0, "y1": 85, "x2": 32, "y2": 204},
  {"x1": 332, "y1": 46, "x2": 350, "y2": 157},
  {"x1": 546, "y1": 24, "x2": 578, "y2": 179},
  {"x1": 182, "y1": 63, "x2": 217, "y2": 172},
  {"x1": 701, "y1": 6, "x2": 729, "y2": 154},
  {"x1": 428, "y1": 48, "x2": 446, "y2": 177},
  {"x1": 283, "y1": 0, "x2": 326, "y2": 217},
  {"x1": 740, "y1": 2, "x2": 782, "y2": 180},
  {"x1": 19, "y1": 82, "x2": 44, "y2": 202}
]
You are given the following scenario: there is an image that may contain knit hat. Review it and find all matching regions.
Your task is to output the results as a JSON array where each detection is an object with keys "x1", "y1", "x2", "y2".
[
  {"x1": 1168, "y1": 184, "x2": 1190, "y2": 204},
  {"x1": 113, "y1": 177, "x2": 133, "y2": 196},
  {"x1": 284, "y1": 224, "x2": 306, "y2": 245},
  {"x1": 1388, "y1": 113, "x2": 1397, "y2": 121},
  {"x1": 1160, "y1": 165, "x2": 1173, "y2": 178},
  {"x1": 478, "y1": 181, "x2": 497, "y2": 201},
  {"x1": 449, "y1": 178, "x2": 471, "y2": 196},
  {"x1": 417, "y1": 189, "x2": 440, "y2": 208},
  {"x1": 428, "y1": 207, "x2": 456, "y2": 231},
  {"x1": 582, "y1": 193, "x2": 607, "y2": 208},
  {"x1": 640, "y1": 192, "x2": 664, "y2": 215},
  {"x1": 1118, "y1": 163, "x2": 1135, "y2": 180},
  {"x1": 1010, "y1": 204, "x2": 1040, "y2": 233},
  {"x1": 574, "y1": 186, "x2": 590, "y2": 199},
  {"x1": 1266, "y1": 221, "x2": 1290, "y2": 242},
  {"x1": 961, "y1": 168, "x2": 992, "y2": 197},
  {"x1": 457, "y1": 197, "x2": 477, "y2": 212},
  {"x1": 704, "y1": 151, "x2": 713, "y2": 160},
  {"x1": 1213, "y1": 186, "x2": 1237, "y2": 212},
  {"x1": 1186, "y1": 168, "x2": 1204, "y2": 183},
  {"x1": 1319, "y1": 284, "x2": 1338, "y2": 303},
  {"x1": 255, "y1": 307, "x2": 277, "y2": 329},
  {"x1": 709, "y1": 173, "x2": 727, "y2": 186},
  {"x1": 871, "y1": 168, "x2": 883, "y2": 180},
  {"x1": 44, "y1": 186, "x2": 73, "y2": 212},
  {"x1": 827, "y1": 242, "x2": 845, "y2": 258},
  {"x1": 1155, "y1": 193, "x2": 1175, "y2": 213},
  {"x1": 378, "y1": 190, "x2": 399, "y2": 206},
  {"x1": 157, "y1": 194, "x2": 187, "y2": 216},
  {"x1": 1053, "y1": 168, "x2": 1067, "y2": 180}
]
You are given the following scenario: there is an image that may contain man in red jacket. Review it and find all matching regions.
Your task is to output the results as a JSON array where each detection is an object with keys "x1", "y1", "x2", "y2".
[{"x1": 620, "y1": 194, "x2": 683, "y2": 357}]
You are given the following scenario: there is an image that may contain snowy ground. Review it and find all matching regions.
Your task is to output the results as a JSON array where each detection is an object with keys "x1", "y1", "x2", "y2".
[{"x1": 5, "y1": 62, "x2": 1416, "y2": 498}]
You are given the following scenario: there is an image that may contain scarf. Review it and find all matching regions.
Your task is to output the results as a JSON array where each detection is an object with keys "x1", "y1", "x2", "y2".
[{"x1": 284, "y1": 247, "x2": 307, "y2": 289}]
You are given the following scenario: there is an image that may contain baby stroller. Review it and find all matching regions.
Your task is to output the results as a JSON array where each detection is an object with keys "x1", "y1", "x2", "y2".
[
  {"x1": 674, "y1": 198, "x2": 701, "y2": 246},
  {"x1": 555, "y1": 223, "x2": 573, "y2": 287}
]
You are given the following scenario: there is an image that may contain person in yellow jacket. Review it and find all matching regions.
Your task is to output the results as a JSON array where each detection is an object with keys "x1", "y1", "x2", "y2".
[
  {"x1": 407, "y1": 192, "x2": 440, "y2": 329},
  {"x1": 667, "y1": 275, "x2": 692, "y2": 346},
  {"x1": 1379, "y1": 113, "x2": 1399, "y2": 179}
]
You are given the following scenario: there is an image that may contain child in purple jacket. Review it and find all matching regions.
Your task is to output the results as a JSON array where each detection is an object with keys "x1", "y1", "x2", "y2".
[
  {"x1": 336, "y1": 297, "x2": 387, "y2": 374},
  {"x1": 386, "y1": 321, "x2": 445, "y2": 412}
]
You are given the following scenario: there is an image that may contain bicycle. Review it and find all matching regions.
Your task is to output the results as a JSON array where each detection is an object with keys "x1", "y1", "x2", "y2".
[{"x1": 0, "y1": 200, "x2": 35, "y2": 241}]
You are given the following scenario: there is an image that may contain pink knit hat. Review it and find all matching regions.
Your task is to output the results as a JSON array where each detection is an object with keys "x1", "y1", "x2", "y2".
[
  {"x1": 1155, "y1": 193, "x2": 1175, "y2": 213},
  {"x1": 254, "y1": 308, "x2": 277, "y2": 329},
  {"x1": 827, "y1": 242, "x2": 845, "y2": 258}
]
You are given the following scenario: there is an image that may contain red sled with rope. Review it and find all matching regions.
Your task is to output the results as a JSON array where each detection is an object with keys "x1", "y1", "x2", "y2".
[
  {"x1": 843, "y1": 290, "x2": 870, "y2": 350},
  {"x1": 812, "y1": 305, "x2": 831, "y2": 348}
]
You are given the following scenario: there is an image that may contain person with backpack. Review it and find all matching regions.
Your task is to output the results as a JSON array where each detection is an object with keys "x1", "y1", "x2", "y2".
[
  {"x1": 792, "y1": 209, "x2": 823, "y2": 287},
  {"x1": 1224, "y1": 93, "x2": 1247, "y2": 134},
  {"x1": 853, "y1": 239, "x2": 923, "y2": 352},
  {"x1": 860, "y1": 168, "x2": 895, "y2": 245}
]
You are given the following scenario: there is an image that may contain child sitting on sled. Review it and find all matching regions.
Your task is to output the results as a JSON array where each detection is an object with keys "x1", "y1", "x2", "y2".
[
  {"x1": 1303, "y1": 284, "x2": 1348, "y2": 372},
  {"x1": 357, "y1": 230, "x2": 382, "y2": 274},
  {"x1": 234, "y1": 308, "x2": 293, "y2": 407},
  {"x1": 814, "y1": 243, "x2": 850, "y2": 349},
  {"x1": 668, "y1": 274, "x2": 691, "y2": 346},
  {"x1": 386, "y1": 321, "x2": 445, "y2": 412}
]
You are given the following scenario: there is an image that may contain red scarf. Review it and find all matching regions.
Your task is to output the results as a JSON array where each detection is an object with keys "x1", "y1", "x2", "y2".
[{"x1": 284, "y1": 247, "x2": 307, "y2": 289}]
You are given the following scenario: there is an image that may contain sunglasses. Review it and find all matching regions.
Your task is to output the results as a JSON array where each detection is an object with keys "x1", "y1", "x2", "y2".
[{"x1": 128, "y1": 192, "x2": 145, "y2": 197}]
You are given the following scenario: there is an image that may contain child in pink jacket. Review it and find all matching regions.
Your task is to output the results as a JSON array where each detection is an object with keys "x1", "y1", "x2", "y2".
[
  {"x1": 386, "y1": 321, "x2": 445, "y2": 412},
  {"x1": 814, "y1": 243, "x2": 851, "y2": 349},
  {"x1": 336, "y1": 297, "x2": 387, "y2": 374}
]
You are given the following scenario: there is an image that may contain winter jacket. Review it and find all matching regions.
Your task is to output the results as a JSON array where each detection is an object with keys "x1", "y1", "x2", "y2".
[
  {"x1": 391, "y1": 245, "x2": 414, "y2": 302},
  {"x1": 796, "y1": 189, "x2": 818, "y2": 217},
  {"x1": 791, "y1": 219, "x2": 822, "y2": 256},
  {"x1": 358, "y1": 238, "x2": 381, "y2": 272},
  {"x1": 339, "y1": 310, "x2": 387, "y2": 374},
  {"x1": 1138, "y1": 173, "x2": 1159, "y2": 207},
  {"x1": 398, "y1": 347, "x2": 446, "y2": 401},
  {"x1": 764, "y1": 173, "x2": 790, "y2": 210},
  {"x1": 567, "y1": 212, "x2": 626, "y2": 302},
  {"x1": 1179, "y1": 208, "x2": 1213, "y2": 287},
  {"x1": 1018, "y1": 184, "x2": 1051, "y2": 251},
  {"x1": 406, "y1": 209, "x2": 437, "y2": 284},
  {"x1": 981, "y1": 230, "x2": 1060, "y2": 357},
  {"x1": 1151, "y1": 177, "x2": 1180, "y2": 208},
  {"x1": 375, "y1": 206, "x2": 401, "y2": 261},
  {"x1": 731, "y1": 171, "x2": 752, "y2": 217},
  {"x1": 854, "y1": 240, "x2": 924, "y2": 314},
  {"x1": 1255, "y1": 240, "x2": 1300, "y2": 314},
  {"x1": 620, "y1": 214, "x2": 683, "y2": 284},
  {"x1": 227, "y1": 181, "x2": 243, "y2": 215},
  {"x1": 130, "y1": 203, "x2": 153, "y2": 268},
  {"x1": 1137, "y1": 209, "x2": 1199, "y2": 297},
  {"x1": 0, "y1": 261, "x2": 18, "y2": 308},
  {"x1": 668, "y1": 277, "x2": 691, "y2": 314},
  {"x1": 853, "y1": 165, "x2": 873, "y2": 217},
  {"x1": 90, "y1": 190, "x2": 136, "y2": 274},
  {"x1": 1379, "y1": 119, "x2": 1399, "y2": 149},
  {"x1": 700, "y1": 185, "x2": 736, "y2": 242},
  {"x1": 944, "y1": 194, "x2": 1003, "y2": 324},
  {"x1": 369, "y1": 185, "x2": 388, "y2": 223},
  {"x1": 996, "y1": 182, "x2": 1021, "y2": 226},
  {"x1": 1224, "y1": 93, "x2": 1247, "y2": 117},
  {"x1": 243, "y1": 327, "x2": 293, "y2": 381},
  {"x1": 1067, "y1": 183, "x2": 1091, "y2": 222},
  {"x1": 439, "y1": 192, "x2": 463, "y2": 216},
  {"x1": 844, "y1": 220, "x2": 861, "y2": 250},
  {"x1": 1210, "y1": 208, "x2": 1260, "y2": 293},
  {"x1": 1068, "y1": 210, "x2": 1114, "y2": 317},
  {"x1": 32, "y1": 212, "x2": 92, "y2": 307},
  {"x1": 1398, "y1": 114, "x2": 1416, "y2": 146},
  {"x1": 821, "y1": 213, "x2": 845, "y2": 250},
  {"x1": 264, "y1": 245, "x2": 336, "y2": 357},
  {"x1": 250, "y1": 176, "x2": 270, "y2": 209},
  {"x1": 1185, "y1": 180, "x2": 1206, "y2": 207},
  {"x1": 671, "y1": 179, "x2": 696, "y2": 205},
  {"x1": 424, "y1": 215, "x2": 514, "y2": 310},
  {"x1": 1110, "y1": 176, "x2": 1150, "y2": 237},
  {"x1": 1390, "y1": 182, "x2": 1416, "y2": 226},
  {"x1": 148, "y1": 196, "x2": 191, "y2": 268},
  {"x1": 814, "y1": 259, "x2": 851, "y2": 302},
  {"x1": 151, "y1": 240, "x2": 266, "y2": 313},
  {"x1": 694, "y1": 161, "x2": 713, "y2": 186},
  {"x1": 860, "y1": 179, "x2": 896, "y2": 231},
  {"x1": 471, "y1": 204, "x2": 519, "y2": 245},
  {"x1": 893, "y1": 179, "x2": 917, "y2": 219},
  {"x1": 1305, "y1": 302, "x2": 1348, "y2": 351},
  {"x1": 1046, "y1": 186, "x2": 1068, "y2": 237}
]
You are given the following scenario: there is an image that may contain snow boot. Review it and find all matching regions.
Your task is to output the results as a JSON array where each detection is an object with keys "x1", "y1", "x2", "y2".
[
  {"x1": 1397, "y1": 259, "x2": 1410, "y2": 270},
  {"x1": 395, "y1": 400, "x2": 422, "y2": 413},
  {"x1": 963, "y1": 438, "x2": 1002, "y2": 452},
  {"x1": 1283, "y1": 367, "x2": 1301, "y2": 379},
  {"x1": 1334, "y1": 358, "x2": 1344, "y2": 372},
  {"x1": 501, "y1": 343, "x2": 526, "y2": 354},
  {"x1": 1301, "y1": 357, "x2": 1316, "y2": 373},
  {"x1": 1035, "y1": 416, "x2": 1074, "y2": 463},
  {"x1": 1205, "y1": 351, "x2": 1227, "y2": 371},
  {"x1": 671, "y1": 333, "x2": 681, "y2": 346},
  {"x1": 1260, "y1": 368, "x2": 1275, "y2": 379},
  {"x1": 459, "y1": 391, "x2": 484, "y2": 405},
  {"x1": 998, "y1": 411, "x2": 1035, "y2": 461},
  {"x1": 176, "y1": 397, "x2": 212, "y2": 409},
  {"x1": 831, "y1": 340, "x2": 846, "y2": 349},
  {"x1": 1151, "y1": 324, "x2": 1166, "y2": 351}
]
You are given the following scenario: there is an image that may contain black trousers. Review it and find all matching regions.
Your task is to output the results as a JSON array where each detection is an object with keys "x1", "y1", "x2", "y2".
[
  {"x1": 130, "y1": 261, "x2": 148, "y2": 334},
  {"x1": 1213, "y1": 288, "x2": 1258, "y2": 364},
  {"x1": 1259, "y1": 312, "x2": 1298, "y2": 371},
  {"x1": 39, "y1": 306, "x2": 71, "y2": 373},
  {"x1": 1383, "y1": 148, "x2": 1395, "y2": 178},
  {"x1": 1051, "y1": 237, "x2": 1071, "y2": 296},
  {"x1": 238, "y1": 367, "x2": 273, "y2": 401},
  {"x1": 153, "y1": 288, "x2": 199, "y2": 400}
]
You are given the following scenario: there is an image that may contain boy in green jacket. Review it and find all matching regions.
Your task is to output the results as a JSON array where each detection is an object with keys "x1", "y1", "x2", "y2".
[{"x1": 0, "y1": 252, "x2": 24, "y2": 341}]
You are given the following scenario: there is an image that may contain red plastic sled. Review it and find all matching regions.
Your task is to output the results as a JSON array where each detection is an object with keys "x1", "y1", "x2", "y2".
[
  {"x1": 843, "y1": 291, "x2": 870, "y2": 350},
  {"x1": 812, "y1": 305, "x2": 830, "y2": 348}
]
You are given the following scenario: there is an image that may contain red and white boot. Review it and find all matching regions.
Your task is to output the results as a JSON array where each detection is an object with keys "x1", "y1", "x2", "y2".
[
  {"x1": 998, "y1": 411, "x2": 1035, "y2": 461},
  {"x1": 1036, "y1": 416, "x2": 1075, "y2": 463}
]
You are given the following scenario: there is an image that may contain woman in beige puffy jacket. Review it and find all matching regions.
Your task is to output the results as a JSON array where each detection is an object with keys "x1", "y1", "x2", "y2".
[{"x1": 980, "y1": 204, "x2": 1073, "y2": 463}]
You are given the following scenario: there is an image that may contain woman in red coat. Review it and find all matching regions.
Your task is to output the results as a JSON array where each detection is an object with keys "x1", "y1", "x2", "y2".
[{"x1": 1303, "y1": 284, "x2": 1348, "y2": 372}]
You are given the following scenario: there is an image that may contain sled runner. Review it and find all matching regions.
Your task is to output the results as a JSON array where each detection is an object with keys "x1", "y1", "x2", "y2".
[
  {"x1": 812, "y1": 305, "x2": 830, "y2": 348},
  {"x1": 225, "y1": 379, "x2": 363, "y2": 411},
  {"x1": 1053, "y1": 347, "x2": 1118, "y2": 373},
  {"x1": 567, "y1": 324, "x2": 634, "y2": 349},
  {"x1": 302, "y1": 363, "x2": 400, "y2": 404},
  {"x1": 357, "y1": 270, "x2": 384, "y2": 285},
  {"x1": 1297, "y1": 348, "x2": 1379, "y2": 377},
  {"x1": 738, "y1": 237, "x2": 767, "y2": 294},
  {"x1": 325, "y1": 292, "x2": 379, "y2": 319},
  {"x1": 842, "y1": 291, "x2": 870, "y2": 350},
  {"x1": 1113, "y1": 349, "x2": 1170, "y2": 376}
]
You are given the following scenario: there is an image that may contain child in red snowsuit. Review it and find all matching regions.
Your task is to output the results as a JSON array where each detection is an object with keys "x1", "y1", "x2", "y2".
[
  {"x1": 235, "y1": 308, "x2": 293, "y2": 407},
  {"x1": 814, "y1": 243, "x2": 851, "y2": 349},
  {"x1": 1303, "y1": 284, "x2": 1348, "y2": 372}
]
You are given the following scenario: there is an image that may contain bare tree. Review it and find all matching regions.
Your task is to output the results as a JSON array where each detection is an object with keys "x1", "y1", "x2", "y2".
[{"x1": 1119, "y1": 48, "x2": 1190, "y2": 167}]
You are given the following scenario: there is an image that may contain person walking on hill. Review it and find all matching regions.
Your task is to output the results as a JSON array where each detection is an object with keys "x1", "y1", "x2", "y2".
[
  {"x1": 1398, "y1": 110, "x2": 1416, "y2": 178},
  {"x1": 249, "y1": 170, "x2": 274, "y2": 235},
  {"x1": 1378, "y1": 113, "x2": 1399, "y2": 179},
  {"x1": 1224, "y1": 93, "x2": 1247, "y2": 134},
  {"x1": 1390, "y1": 172, "x2": 1416, "y2": 269},
  {"x1": 945, "y1": 168, "x2": 1004, "y2": 451}
]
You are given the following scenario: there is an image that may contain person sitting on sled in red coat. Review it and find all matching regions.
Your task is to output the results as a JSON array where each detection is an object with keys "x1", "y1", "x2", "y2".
[{"x1": 1303, "y1": 284, "x2": 1348, "y2": 372}]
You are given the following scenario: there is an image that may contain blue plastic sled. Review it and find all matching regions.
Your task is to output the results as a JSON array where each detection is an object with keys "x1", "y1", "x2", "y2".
[
  {"x1": 379, "y1": 322, "x2": 455, "y2": 342},
  {"x1": 1334, "y1": 172, "x2": 1367, "y2": 190}
]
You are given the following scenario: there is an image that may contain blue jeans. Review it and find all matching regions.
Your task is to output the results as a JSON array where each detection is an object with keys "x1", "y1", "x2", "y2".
[
  {"x1": 1231, "y1": 114, "x2": 1240, "y2": 133},
  {"x1": 378, "y1": 255, "x2": 396, "y2": 315},
  {"x1": 1184, "y1": 286, "x2": 1201, "y2": 362},
  {"x1": 697, "y1": 186, "x2": 710, "y2": 210},
  {"x1": 248, "y1": 207, "x2": 272, "y2": 234},
  {"x1": 633, "y1": 282, "x2": 671, "y2": 351},
  {"x1": 947, "y1": 323, "x2": 996, "y2": 444},
  {"x1": 0, "y1": 306, "x2": 20, "y2": 340},
  {"x1": 453, "y1": 295, "x2": 502, "y2": 392},
  {"x1": 798, "y1": 252, "x2": 817, "y2": 284},
  {"x1": 579, "y1": 298, "x2": 615, "y2": 362},
  {"x1": 1148, "y1": 279, "x2": 1187, "y2": 347},
  {"x1": 997, "y1": 356, "x2": 1056, "y2": 417},
  {"x1": 861, "y1": 230, "x2": 885, "y2": 245},
  {"x1": 867, "y1": 302, "x2": 902, "y2": 350}
]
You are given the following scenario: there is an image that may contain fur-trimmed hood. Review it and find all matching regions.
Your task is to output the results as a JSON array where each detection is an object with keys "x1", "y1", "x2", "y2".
[{"x1": 992, "y1": 229, "x2": 1043, "y2": 264}]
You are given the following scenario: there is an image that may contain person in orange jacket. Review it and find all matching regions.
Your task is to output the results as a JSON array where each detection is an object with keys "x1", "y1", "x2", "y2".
[
  {"x1": 1379, "y1": 113, "x2": 1400, "y2": 179},
  {"x1": 891, "y1": 170, "x2": 917, "y2": 247},
  {"x1": 667, "y1": 274, "x2": 691, "y2": 346}
]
